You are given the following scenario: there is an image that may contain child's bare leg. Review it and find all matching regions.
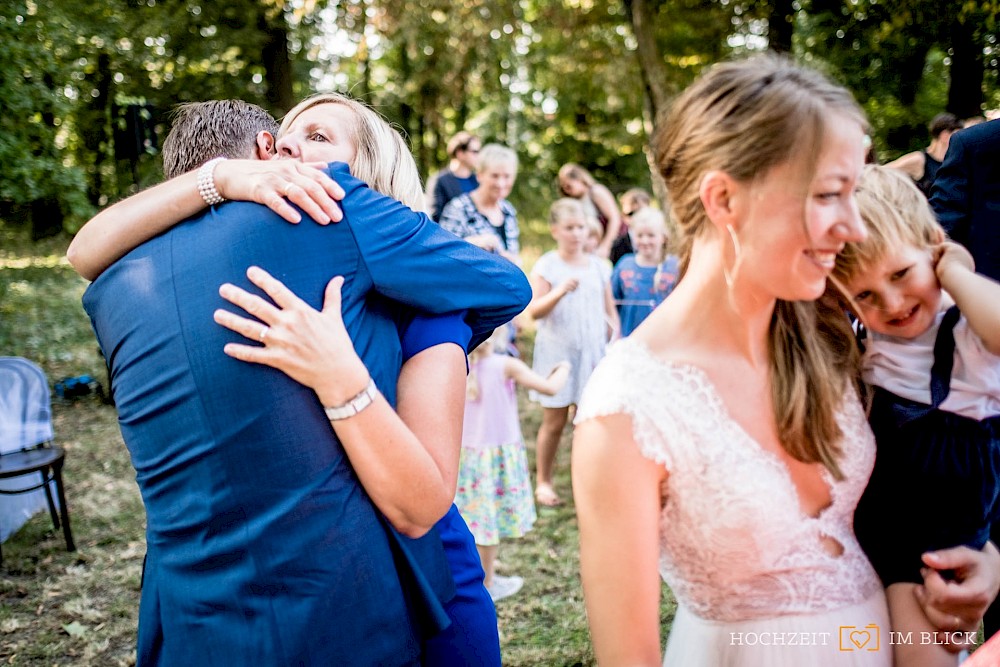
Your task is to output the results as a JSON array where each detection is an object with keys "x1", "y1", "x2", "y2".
[
  {"x1": 477, "y1": 544, "x2": 498, "y2": 588},
  {"x1": 886, "y1": 583, "x2": 960, "y2": 667},
  {"x1": 535, "y1": 406, "x2": 569, "y2": 505}
]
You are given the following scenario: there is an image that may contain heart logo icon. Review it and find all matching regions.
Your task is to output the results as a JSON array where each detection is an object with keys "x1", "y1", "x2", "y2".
[{"x1": 850, "y1": 630, "x2": 871, "y2": 649}]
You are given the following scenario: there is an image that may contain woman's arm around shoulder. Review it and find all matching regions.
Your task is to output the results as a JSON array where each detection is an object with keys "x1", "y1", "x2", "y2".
[
  {"x1": 343, "y1": 185, "x2": 529, "y2": 348},
  {"x1": 573, "y1": 412, "x2": 666, "y2": 666},
  {"x1": 67, "y1": 159, "x2": 345, "y2": 280}
]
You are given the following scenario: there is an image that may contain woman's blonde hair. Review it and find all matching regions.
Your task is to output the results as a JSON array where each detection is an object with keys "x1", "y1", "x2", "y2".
[
  {"x1": 549, "y1": 197, "x2": 587, "y2": 227},
  {"x1": 466, "y1": 325, "x2": 508, "y2": 401},
  {"x1": 279, "y1": 93, "x2": 425, "y2": 212},
  {"x1": 629, "y1": 208, "x2": 667, "y2": 236},
  {"x1": 653, "y1": 55, "x2": 868, "y2": 479},
  {"x1": 833, "y1": 165, "x2": 944, "y2": 285}
]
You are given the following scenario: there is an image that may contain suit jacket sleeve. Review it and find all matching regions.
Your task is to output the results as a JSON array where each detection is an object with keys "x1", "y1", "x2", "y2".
[
  {"x1": 929, "y1": 131, "x2": 973, "y2": 245},
  {"x1": 330, "y1": 163, "x2": 530, "y2": 350}
]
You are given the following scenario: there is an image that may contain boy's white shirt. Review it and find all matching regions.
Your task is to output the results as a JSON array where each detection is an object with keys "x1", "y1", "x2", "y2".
[{"x1": 863, "y1": 294, "x2": 1000, "y2": 421}]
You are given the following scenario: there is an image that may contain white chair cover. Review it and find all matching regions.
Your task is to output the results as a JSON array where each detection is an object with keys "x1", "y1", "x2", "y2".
[{"x1": 0, "y1": 357, "x2": 56, "y2": 542}]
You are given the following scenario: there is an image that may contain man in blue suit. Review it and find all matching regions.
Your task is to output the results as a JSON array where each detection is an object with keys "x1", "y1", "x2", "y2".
[
  {"x1": 930, "y1": 118, "x2": 1000, "y2": 281},
  {"x1": 83, "y1": 106, "x2": 529, "y2": 663}
]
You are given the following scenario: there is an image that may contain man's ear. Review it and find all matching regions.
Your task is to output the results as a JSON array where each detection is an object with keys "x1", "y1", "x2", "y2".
[{"x1": 254, "y1": 131, "x2": 276, "y2": 160}]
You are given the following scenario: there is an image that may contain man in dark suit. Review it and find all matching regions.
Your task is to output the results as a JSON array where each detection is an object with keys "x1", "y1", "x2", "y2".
[
  {"x1": 930, "y1": 117, "x2": 1000, "y2": 639},
  {"x1": 83, "y1": 105, "x2": 529, "y2": 663},
  {"x1": 930, "y1": 118, "x2": 1000, "y2": 281}
]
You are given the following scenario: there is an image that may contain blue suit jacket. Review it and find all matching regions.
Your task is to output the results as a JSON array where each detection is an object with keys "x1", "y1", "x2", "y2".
[
  {"x1": 83, "y1": 164, "x2": 529, "y2": 666},
  {"x1": 930, "y1": 119, "x2": 1000, "y2": 281}
]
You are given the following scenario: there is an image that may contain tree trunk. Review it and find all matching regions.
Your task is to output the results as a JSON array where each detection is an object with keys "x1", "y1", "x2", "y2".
[
  {"x1": 624, "y1": 0, "x2": 672, "y2": 122},
  {"x1": 767, "y1": 0, "x2": 795, "y2": 54},
  {"x1": 947, "y1": 16, "x2": 984, "y2": 119},
  {"x1": 260, "y1": 11, "x2": 294, "y2": 115},
  {"x1": 623, "y1": 0, "x2": 671, "y2": 207},
  {"x1": 80, "y1": 52, "x2": 112, "y2": 206},
  {"x1": 896, "y1": 40, "x2": 930, "y2": 107},
  {"x1": 30, "y1": 198, "x2": 63, "y2": 241}
]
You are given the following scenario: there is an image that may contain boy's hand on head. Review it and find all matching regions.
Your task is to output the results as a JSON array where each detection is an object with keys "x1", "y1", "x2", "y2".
[{"x1": 933, "y1": 241, "x2": 975, "y2": 283}]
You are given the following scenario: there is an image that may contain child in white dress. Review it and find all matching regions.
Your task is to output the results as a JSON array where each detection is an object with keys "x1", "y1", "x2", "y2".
[{"x1": 527, "y1": 198, "x2": 618, "y2": 506}]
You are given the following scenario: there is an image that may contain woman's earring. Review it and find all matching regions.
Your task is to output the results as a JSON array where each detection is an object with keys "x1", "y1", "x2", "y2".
[{"x1": 723, "y1": 224, "x2": 743, "y2": 289}]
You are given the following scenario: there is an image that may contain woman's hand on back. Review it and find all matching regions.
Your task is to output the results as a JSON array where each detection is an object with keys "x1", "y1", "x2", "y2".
[
  {"x1": 213, "y1": 159, "x2": 346, "y2": 226},
  {"x1": 214, "y1": 266, "x2": 370, "y2": 407}
]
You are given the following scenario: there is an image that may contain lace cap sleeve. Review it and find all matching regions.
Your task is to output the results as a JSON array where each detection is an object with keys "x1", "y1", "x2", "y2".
[{"x1": 575, "y1": 340, "x2": 677, "y2": 471}]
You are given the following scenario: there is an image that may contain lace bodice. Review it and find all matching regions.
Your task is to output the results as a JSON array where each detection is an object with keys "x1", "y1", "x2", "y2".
[{"x1": 575, "y1": 338, "x2": 883, "y2": 622}]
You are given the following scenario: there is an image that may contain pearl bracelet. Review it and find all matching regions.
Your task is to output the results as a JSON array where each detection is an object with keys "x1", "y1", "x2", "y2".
[{"x1": 196, "y1": 157, "x2": 227, "y2": 206}]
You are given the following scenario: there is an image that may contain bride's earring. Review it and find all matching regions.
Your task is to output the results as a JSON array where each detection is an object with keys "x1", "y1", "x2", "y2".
[{"x1": 723, "y1": 224, "x2": 743, "y2": 289}]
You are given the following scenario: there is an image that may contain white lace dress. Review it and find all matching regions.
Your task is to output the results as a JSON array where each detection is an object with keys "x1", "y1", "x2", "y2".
[{"x1": 575, "y1": 339, "x2": 890, "y2": 666}]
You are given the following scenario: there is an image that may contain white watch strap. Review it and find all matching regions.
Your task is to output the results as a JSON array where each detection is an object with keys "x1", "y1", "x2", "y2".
[{"x1": 324, "y1": 378, "x2": 379, "y2": 421}]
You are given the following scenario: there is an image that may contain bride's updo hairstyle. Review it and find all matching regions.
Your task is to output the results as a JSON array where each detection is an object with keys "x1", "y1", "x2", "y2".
[
  {"x1": 653, "y1": 56, "x2": 868, "y2": 479},
  {"x1": 280, "y1": 93, "x2": 426, "y2": 212}
]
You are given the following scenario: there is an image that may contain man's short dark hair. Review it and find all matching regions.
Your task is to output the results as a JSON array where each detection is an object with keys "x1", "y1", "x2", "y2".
[{"x1": 162, "y1": 100, "x2": 279, "y2": 179}]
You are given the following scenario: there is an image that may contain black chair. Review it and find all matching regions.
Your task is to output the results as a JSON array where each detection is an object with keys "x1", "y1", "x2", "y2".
[{"x1": 0, "y1": 357, "x2": 75, "y2": 566}]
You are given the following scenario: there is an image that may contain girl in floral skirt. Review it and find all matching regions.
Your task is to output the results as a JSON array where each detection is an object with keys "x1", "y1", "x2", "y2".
[{"x1": 455, "y1": 325, "x2": 570, "y2": 602}]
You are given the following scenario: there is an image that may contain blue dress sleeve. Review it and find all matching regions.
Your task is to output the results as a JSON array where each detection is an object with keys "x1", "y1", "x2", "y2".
[
  {"x1": 399, "y1": 312, "x2": 472, "y2": 362},
  {"x1": 329, "y1": 163, "x2": 530, "y2": 350}
]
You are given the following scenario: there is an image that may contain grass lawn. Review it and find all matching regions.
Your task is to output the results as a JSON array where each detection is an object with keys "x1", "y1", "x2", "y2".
[{"x1": 0, "y1": 223, "x2": 675, "y2": 665}]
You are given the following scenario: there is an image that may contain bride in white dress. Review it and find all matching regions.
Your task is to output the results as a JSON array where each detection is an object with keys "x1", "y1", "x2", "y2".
[{"x1": 573, "y1": 56, "x2": 999, "y2": 666}]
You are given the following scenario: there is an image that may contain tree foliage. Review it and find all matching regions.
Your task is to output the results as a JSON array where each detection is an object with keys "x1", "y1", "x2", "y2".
[
  {"x1": 2, "y1": 0, "x2": 999, "y2": 236},
  {"x1": 1, "y1": 2, "x2": 92, "y2": 235}
]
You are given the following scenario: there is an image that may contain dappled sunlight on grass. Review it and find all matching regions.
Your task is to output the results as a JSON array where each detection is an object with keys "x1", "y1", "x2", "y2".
[{"x1": 0, "y1": 255, "x2": 72, "y2": 270}]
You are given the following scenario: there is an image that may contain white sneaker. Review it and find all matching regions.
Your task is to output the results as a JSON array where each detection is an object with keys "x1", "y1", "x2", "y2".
[{"x1": 487, "y1": 574, "x2": 524, "y2": 603}]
